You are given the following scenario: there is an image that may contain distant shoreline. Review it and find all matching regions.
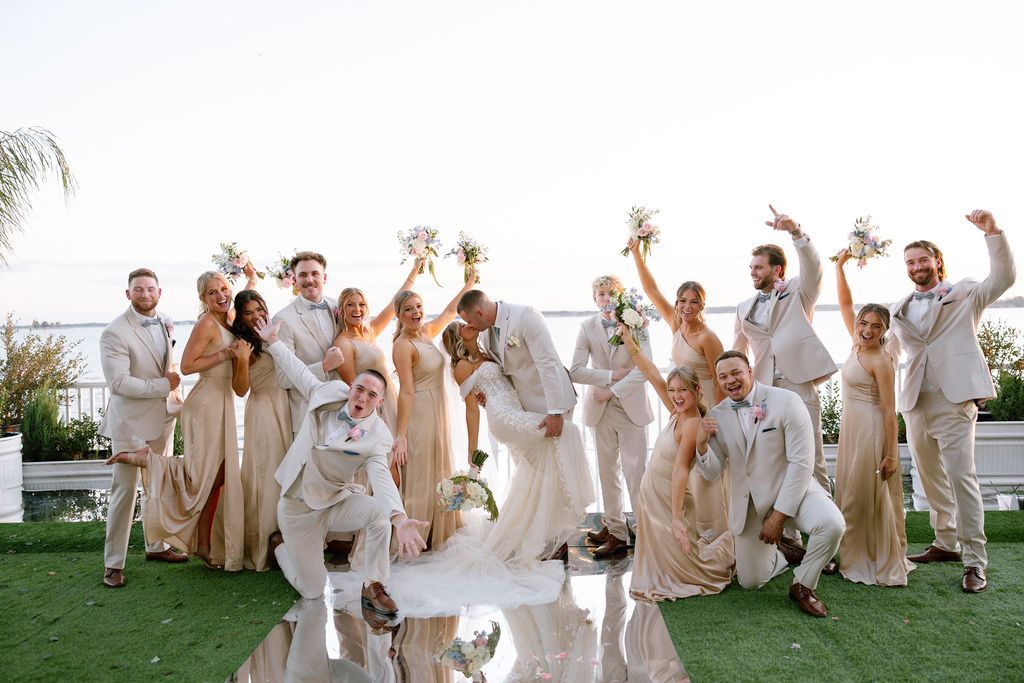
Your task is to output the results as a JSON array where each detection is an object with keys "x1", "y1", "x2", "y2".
[{"x1": 14, "y1": 296, "x2": 1024, "y2": 329}]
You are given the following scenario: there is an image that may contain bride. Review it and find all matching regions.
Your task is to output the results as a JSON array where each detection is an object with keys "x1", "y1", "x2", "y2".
[{"x1": 439, "y1": 320, "x2": 594, "y2": 564}]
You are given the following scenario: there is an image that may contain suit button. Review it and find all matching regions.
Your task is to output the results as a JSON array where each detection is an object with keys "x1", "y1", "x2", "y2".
[{"x1": 746, "y1": 472, "x2": 751, "y2": 477}]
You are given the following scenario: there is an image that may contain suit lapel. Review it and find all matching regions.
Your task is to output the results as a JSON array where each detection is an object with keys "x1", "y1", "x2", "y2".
[
  {"x1": 744, "y1": 384, "x2": 767, "y2": 459},
  {"x1": 295, "y1": 298, "x2": 330, "y2": 354},
  {"x1": 592, "y1": 315, "x2": 613, "y2": 366},
  {"x1": 495, "y1": 302, "x2": 511, "y2": 367},
  {"x1": 892, "y1": 293, "x2": 925, "y2": 343},
  {"x1": 126, "y1": 310, "x2": 163, "y2": 369},
  {"x1": 739, "y1": 294, "x2": 758, "y2": 328}
]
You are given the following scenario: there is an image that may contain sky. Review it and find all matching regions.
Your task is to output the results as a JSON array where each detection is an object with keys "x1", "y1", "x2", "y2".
[{"x1": 3, "y1": 1, "x2": 1024, "y2": 323}]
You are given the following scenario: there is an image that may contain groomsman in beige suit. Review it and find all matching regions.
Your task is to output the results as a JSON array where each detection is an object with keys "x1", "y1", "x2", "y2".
[
  {"x1": 569, "y1": 275, "x2": 653, "y2": 557},
  {"x1": 696, "y1": 351, "x2": 845, "y2": 617},
  {"x1": 256, "y1": 320, "x2": 428, "y2": 619},
  {"x1": 890, "y1": 209, "x2": 1015, "y2": 593},
  {"x1": 97, "y1": 268, "x2": 187, "y2": 588},
  {"x1": 733, "y1": 205, "x2": 838, "y2": 493}
]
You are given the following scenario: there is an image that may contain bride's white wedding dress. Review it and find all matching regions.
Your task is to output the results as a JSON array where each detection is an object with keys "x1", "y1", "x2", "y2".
[{"x1": 329, "y1": 361, "x2": 595, "y2": 617}]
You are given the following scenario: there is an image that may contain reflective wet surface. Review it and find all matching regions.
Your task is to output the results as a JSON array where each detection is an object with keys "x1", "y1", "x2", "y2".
[{"x1": 233, "y1": 520, "x2": 688, "y2": 682}]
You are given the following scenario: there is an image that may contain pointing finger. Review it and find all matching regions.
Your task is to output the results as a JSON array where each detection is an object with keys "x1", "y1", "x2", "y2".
[{"x1": 769, "y1": 204, "x2": 780, "y2": 217}]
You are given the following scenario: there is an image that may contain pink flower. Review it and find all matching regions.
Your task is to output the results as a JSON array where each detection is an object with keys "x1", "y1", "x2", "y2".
[
  {"x1": 773, "y1": 278, "x2": 786, "y2": 293},
  {"x1": 457, "y1": 252, "x2": 466, "y2": 265},
  {"x1": 345, "y1": 427, "x2": 365, "y2": 442},
  {"x1": 751, "y1": 400, "x2": 767, "y2": 423},
  {"x1": 638, "y1": 225, "x2": 651, "y2": 237},
  {"x1": 416, "y1": 230, "x2": 428, "y2": 241},
  {"x1": 540, "y1": 675, "x2": 552, "y2": 681},
  {"x1": 163, "y1": 319, "x2": 174, "y2": 337},
  {"x1": 281, "y1": 275, "x2": 294, "y2": 288}
]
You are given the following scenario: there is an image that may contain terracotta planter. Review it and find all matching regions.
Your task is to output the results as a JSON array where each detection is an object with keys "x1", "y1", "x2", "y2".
[{"x1": 0, "y1": 433, "x2": 24, "y2": 522}]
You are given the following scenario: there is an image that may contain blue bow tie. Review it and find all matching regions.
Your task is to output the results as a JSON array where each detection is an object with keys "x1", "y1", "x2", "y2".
[
  {"x1": 731, "y1": 400, "x2": 751, "y2": 410},
  {"x1": 913, "y1": 291, "x2": 935, "y2": 301},
  {"x1": 756, "y1": 293, "x2": 770, "y2": 304},
  {"x1": 338, "y1": 410, "x2": 357, "y2": 427},
  {"x1": 142, "y1": 317, "x2": 163, "y2": 327},
  {"x1": 308, "y1": 301, "x2": 330, "y2": 311},
  {"x1": 601, "y1": 318, "x2": 617, "y2": 330}
]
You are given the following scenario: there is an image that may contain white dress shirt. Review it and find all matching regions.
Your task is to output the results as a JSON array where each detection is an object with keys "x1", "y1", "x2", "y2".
[
  {"x1": 905, "y1": 280, "x2": 948, "y2": 393},
  {"x1": 128, "y1": 307, "x2": 168, "y2": 361},
  {"x1": 301, "y1": 296, "x2": 335, "y2": 342}
]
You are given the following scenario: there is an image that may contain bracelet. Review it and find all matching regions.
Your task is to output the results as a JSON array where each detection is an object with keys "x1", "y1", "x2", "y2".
[{"x1": 628, "y1": 346, "x2": 639, "y2": 356}]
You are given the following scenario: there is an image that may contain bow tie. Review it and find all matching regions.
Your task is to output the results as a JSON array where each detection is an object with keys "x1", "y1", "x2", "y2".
[
  {"x1": 601, "y1": 318, "x2": 617, "y2": 330},
  {"x1": 731, "y1": 399, "x2": 751, "y2": 410},
  {"x1": 308, "y1": 301, "x2": 330, "y2": 311},
  {"x1": 756, "y1": 293, "x2": 771, "y2": 304},
  {"x1": 913, "y1": 291, "x2": 935, "y2": 301},
  {"x1": 338, "y1": 410, "x2": 357, "y2": 427},
  {"x1": 142, "y1": 317, "x2": 163, "y2": 327}
]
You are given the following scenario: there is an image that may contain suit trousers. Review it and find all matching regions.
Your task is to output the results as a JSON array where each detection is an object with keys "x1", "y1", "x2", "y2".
[
  {"x1": 104, "y1": 425, "x2": 173, "y2": 569},
  {"x1": 904, "y1": 391, "x2": 987, "y2": 568},
  {"x1": 592, "y1": 399, "x2": 648, "y2": 541},
  {"x1": 774, "y1": 377, "x2": 829, "y2": 493},
  {"x1": 276, "y1": 492, "x2": 391, "y2": 599},
  {"x1": 734, "y1": 486, "x2": 844, "y2": 591}
]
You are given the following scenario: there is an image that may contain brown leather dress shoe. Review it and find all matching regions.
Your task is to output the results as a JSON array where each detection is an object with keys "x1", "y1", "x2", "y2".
[
  {"x1": 361, "y1": 581, "x2": 399, "y2": 617},
  {"x1": 102, "y1": 567, "x2": 126, "y2": 588},
  {"x1": 821, "y1": 558, "x2": 840, "y2": 575},
  {"x1": 593, "y1": 535, "x2": 628, "y2": 558},
  {"x1": 907, "y1": 545, "x2": 961, "y2": 564},
  {"x1": 962, "y1": 566, "x2": 988, "y2": 593},
  {"x1": 586, "y1": 526, "x2": 611, "y2": 545},
  {"x1": 789, "y1": 582, "x2": 828, "y2": 618},
  {"x1": 548, "y1": 542, "x2": 569, "y2": 562},
  {"x1": 145, "y1": 548, "x2": 189, "y2": 563},
  {"x1": 326, "y1": 539, "x2": 353, "y2": 565},
  {"x1": 777, "y1": 539, "x2": 807, "y2": 565}
]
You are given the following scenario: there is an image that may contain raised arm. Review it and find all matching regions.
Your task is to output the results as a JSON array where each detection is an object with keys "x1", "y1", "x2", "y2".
[
  {"x1": 670, "y1": 420, "x2": 698, "y2": 552},
  {"x1": 620, "y1": 324, "x2": 672, "y2": 413},
  {"x1": 369, "y1": 258, "x2": 424, "y2": 337},
  {"x1": 391, "y1": 338, "x2": 417, "y2": 466},
  {"x1": 241, "y1": 261, "x2": 259, "y2": 291},
  {"x1": 766, "y1": 204, "x2": 822, "y2": 312},
  {"x1": 424, "y1": 266, "x2": 478, "y2": 338},
  {"x1": 99, "y1": 328, "x2": 172, "y2": 399},
  {"x1": 965, "y1": 210, "x2": 1016, "y2": 311},
  {"x1": 628, "y1": 238, "x2": 677, "y2": 330},
  {"x1": 834, "y1": 249, "x2": 856, "y2": 338}
]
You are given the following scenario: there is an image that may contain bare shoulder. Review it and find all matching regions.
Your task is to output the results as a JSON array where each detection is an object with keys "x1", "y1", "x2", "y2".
[{"x1": 453, "y1": 358, "x2": 478, "y2": 384}]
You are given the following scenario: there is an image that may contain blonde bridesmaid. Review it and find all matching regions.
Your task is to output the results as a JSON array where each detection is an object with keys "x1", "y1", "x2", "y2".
[
  {"x1": 620, "y1": 325, "x2": 734, "y2": 601},
  {"x1": 834, "y1": 250, "x2": 914, "y2": 586},
  {"x1": 391, "y1": 267, "x2": 478, "y2": 548}
]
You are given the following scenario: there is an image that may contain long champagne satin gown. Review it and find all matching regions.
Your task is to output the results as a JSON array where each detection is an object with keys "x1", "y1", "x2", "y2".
[
  {"x1": 143, "y1": 324, "x2": 245, "y2": 570},
  {"x1": 241, "y1": 352, "x2": 292, "y2": 571},
  {"x1": 399, "y1": 339, "x2": 461, "y2": 548},
  {"x1": 630, "y1": 415, "x2": 734, "y2": 601},
  {"x1": 834, "y1": 350, "x2": 915, "y2": 586}
]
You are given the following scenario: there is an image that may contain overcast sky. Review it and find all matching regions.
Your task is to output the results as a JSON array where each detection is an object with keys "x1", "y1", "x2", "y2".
[{"x1": 3, "y1": 1, "x2": 1023, "y2": 323}]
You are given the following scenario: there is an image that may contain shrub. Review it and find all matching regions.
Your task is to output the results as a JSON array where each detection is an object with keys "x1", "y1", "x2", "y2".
[
  {"x1": 56, "y1": 415, "x2": 102, "y2": 459},
  {"x1": 977, "y1": 319, "x2": 1024, "y2": 384},
  {"x1": 0, "y1": 314, "x2": 85, "y2": 426},
  {"x1": 987, "y1": 373, "x2": 1024, "y2": 422},
  {"x1": 819, "y1": 379, "x2": 842, "y2": 445},
  {"x1": 21, "y1": 386, "x2": 61, "y2": 459}
]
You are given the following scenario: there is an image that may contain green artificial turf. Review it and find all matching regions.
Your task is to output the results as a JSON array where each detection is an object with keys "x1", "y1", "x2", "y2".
[
  {"x1": 661, "y1": 512, "x2": 1024, "y2": 682},
  {"x1": 0, "y1": 522, "x2": 297, "y2": 682}
]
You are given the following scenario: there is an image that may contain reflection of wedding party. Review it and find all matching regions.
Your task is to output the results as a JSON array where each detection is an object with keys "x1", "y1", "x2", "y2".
[{"x1": 96, "y1": 203, "x2": 1012, "y2": 668}]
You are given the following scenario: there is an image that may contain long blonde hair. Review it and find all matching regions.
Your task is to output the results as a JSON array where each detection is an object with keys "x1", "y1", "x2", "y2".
[
  {"x1": 392, "y1": 290, "x2": 420, "y2": 342},
  {"x1": 337, "y1": 287, "x2": 369, "y2": 336},
  {"x1": 666, "y1": 365, "x2": 707, "y2": 417},
  {"x1": 196, "y1": 271, "x2": 230, "y2": 318},
  {"x1": 441, "y1": 321, "x2": 491, "y2": 379}
]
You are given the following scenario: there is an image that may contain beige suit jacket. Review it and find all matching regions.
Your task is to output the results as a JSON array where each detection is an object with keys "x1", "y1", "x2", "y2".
[
  {"x1": 568, "y1": 314, "x2": 653, "y2": 428},
  {"x1": 891, "y1": 232, "x2": 1016, "y2": 411},
  {"x1": 491, "y1": 301, "x2": 576, "y2": 415},
  {"x1": 734, "y1": 236, "x2": 837, "y2": 386},
  {"x1": 272, "y1": 296, "x2": 339, "y2": 430},
  {"x1": 696, "y1": 383, "x2": 816, "y2": 534},
  {"x1": 97, "y1": 307, "x2": 174, "y2": 443},
  {"x1": 269, "y1": 342, "x2": 403, "y2": 517}
]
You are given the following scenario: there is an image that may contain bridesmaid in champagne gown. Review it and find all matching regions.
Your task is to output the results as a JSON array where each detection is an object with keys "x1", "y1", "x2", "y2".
[
  {"x1": 621, "y1": 326, "x2": 734, "y2": 601},
  {"x1": 391, "y1": 270, "x2": 478, "y2": 548},
  {"x1": 834, "y1": 251, "x2": 914, "y2": 585},
  {"x1": 232, "y1": 290, "x2": 293, "y2": 571}
]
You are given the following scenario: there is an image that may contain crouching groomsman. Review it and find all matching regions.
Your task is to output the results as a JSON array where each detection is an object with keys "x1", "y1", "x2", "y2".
[
  {"x1": 255, "y1": 319, "x2": 428, "y2": 621},
  {"x1": 569, "y1": 275, "x2": 653, "y2": 557},
  {"x1": 695, "y1": 351, "x2": 845, "y2": 617},
  {"x1": 892, "y1": 209, "x2": 1015, "y2": 593}
]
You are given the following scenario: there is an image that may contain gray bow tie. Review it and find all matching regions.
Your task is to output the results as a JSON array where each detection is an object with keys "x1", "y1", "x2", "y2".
[
  {"x1": 338, "y1": 410, "x2": 357, "y2": 427},
  {"x1": 756, "y1": 293, "x2": 770, "y2": 304},
  {"x1": 601, "y1": 318, "x2": 617, "y2": 329},
  {"x1": 731, "y1": 400, "x2": 751, "y2": 410},
  {"x1": 309, "y1": 301, "x2": 330, "y2": 311},
  {"x1": 142, "y1": 317, "x2": 163, "y2": 327},
  {"x1": 913, "y1": 291, "x2": 935, "y2": 301}
]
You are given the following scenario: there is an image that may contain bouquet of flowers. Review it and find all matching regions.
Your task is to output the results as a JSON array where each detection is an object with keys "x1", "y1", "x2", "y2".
[
  {"x1": 212, "y1": 242, "x2": 264, "y2": 284},
  {"x1": 265, "y1": 252, "x2": 298, "y2": 295},
  {"x1": 437, "y1": 621, "x2": 501, "y2": 681},
  {"x1": 445, "y1": 231, "x2": 488, "y2": 283},
  {"x1": 398, "y1": 225, "x2": 443, "y2": 286},
  {"x1": 436, "y1": 450, "x2": 499, "y2": 521},
  {"x1": 829, "y1": 216, "x2": 892, "y2": 268},
  {"x1": 604, "y1": 288, "x2": 660, "y2": 347},
  {"x1": 620, "y1": 206, "x2": 661, "y2": 261}
]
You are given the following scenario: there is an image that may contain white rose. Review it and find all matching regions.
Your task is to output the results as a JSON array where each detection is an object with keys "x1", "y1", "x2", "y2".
[
  {"x1": 440, "y1": 479, "x2": 454, "y2": 497},
  {"x1": 622, "y1": 308, "x2": 643, "y2": 327},
  {"x1": 461, "y1": 642, "x2": 475, "y2": 656},
  {"x1": 850, "y1": 238, "x2": 865, "y2": 255}
]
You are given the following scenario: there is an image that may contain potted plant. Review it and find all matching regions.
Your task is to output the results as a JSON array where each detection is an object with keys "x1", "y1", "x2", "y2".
[{"x1": 819, "y1": 379, "x2": 912, "y2": 482}]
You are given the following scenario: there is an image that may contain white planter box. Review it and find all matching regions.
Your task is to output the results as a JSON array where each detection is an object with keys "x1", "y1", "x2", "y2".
[
  {"x1": 974, "y1": 420, "x2": 1024, "y2": 489},
  {"x1": 0, "y1": 434, "x2": 25, "y2": 522},
  {"x1": 822, "y1": 443, "x2": 913, "y2": 479},
  {"x1": 22, "y1": 459, "x2": 113, "y2": 492}
]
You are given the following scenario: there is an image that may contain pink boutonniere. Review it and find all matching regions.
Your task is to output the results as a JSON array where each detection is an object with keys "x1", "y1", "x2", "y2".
[
  {"x1": 345, "y1": 427, "x2": 365, "y2": 442},
  {"x1": 163, "y1": 318, "x2": 174, "y2": 338},
  {"x1": 937, "y1": 285, "x2": 954, "y2": 301},
  {"x1": 751, "y1": 400, "x2": 767, "y2": 423},
  {"x1": 773, "y1": 279, "x2": 786, "y2": 294}
]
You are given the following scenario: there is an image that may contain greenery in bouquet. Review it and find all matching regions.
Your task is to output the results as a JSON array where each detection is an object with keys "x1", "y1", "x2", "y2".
[
  {"x1": 829, "y1": 216, "x2": 892, "y2": 267},
  {"x1": 603, "y1": 288, "x2": 660, "y2": 346},
  {"x1": 437, "y1": 621, "x2": 501, "y2": 681},
  {"x1": 265, "y1": 251, "x2": 298, "y2": 295},
  {"x1": 621, "y1": 206, "x2": 661, "y2": 261},
  {"x1": 398, "y1": 226, "x2": 443, "y2": 286},
  {"x1": 436, "y1": 449, "x2": 499, "y2": 521},
  {"x1": 212, "y1": 242, "x2": 264, "y2": 284},
  {"x1": 445, "y1": 231, "x2": 488, "y2": 283}
]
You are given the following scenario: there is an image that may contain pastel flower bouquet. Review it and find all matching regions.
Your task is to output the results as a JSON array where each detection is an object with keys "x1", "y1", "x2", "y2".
[
  {"x1": 445, "y1": 231, "x2": 488, "y2": 283},
  {"x1": 265, "y1": 252, "x2": 298, "y2": 295},
  {"x1": 621, "y1": 206, "x2": 661, "y2": 261},
  {"x1": 604, "y1": 288, "x2": 660, "y2": 347},
  {"x1": 398, "y1": 225, "x2": 443, "y2": 286},
  {"x1": 212, "y1": 242, "x2": 264, "y2": 284},
  {"x1": 829, "y1": 216, "x2": 892, "y2": 268},
  {"x1": 436, "y1": 450, "x2": 499, "y2": 521},
  {"x1": 437, "y1": 621, "x2": 500, "y2": 681}
]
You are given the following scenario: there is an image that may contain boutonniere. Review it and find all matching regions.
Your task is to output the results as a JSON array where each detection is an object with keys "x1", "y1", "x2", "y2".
[
  {"x1": 505, "y1": 335, "x2": 521, "y2": 349},
  {"x1": 751, "y1": 400, "x2": 767, "y2": 424},
  {"x1": 937, "y1": 285, "x2": 954, "y2": 301},
  {"x1": 345, "y1": 426, "x2": 366, "y2": 442},
  {"x1": 163, "y1": 318, "x2": 175, "y2": 339},
  {"x1": 772, "y1": 279, "x2": 786, "y2": 295}
]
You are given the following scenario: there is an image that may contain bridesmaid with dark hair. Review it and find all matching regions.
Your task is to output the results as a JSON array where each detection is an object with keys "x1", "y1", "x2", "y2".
[
  {"x1": 231, "y1": 289, "x2": 296, "y2": 571},
  {"x1": 834, "y1": 250, "x2": 914, "y2": 586}
]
